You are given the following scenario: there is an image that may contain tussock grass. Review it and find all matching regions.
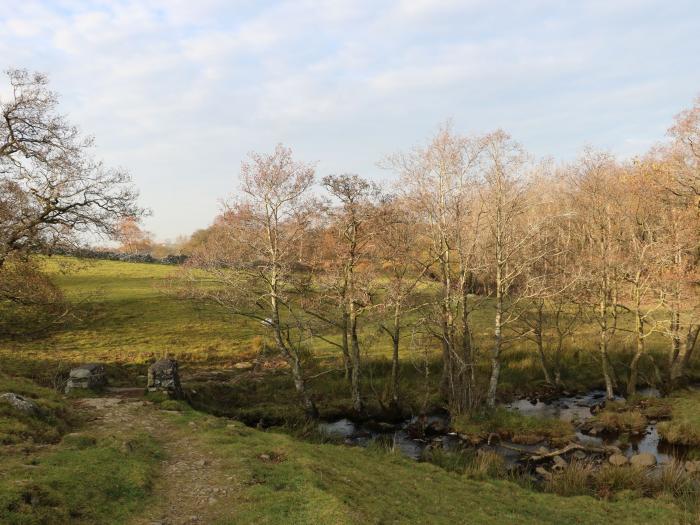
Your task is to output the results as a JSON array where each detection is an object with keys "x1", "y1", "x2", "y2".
[
  {"x1": 658, "y1": 391, "x2": 700, "y2": 446},
  {"x1": 596, "y1": 409, "x2": 648, "y2": 433},
  {"x1": 544, "y1": 460, "x2": 593, "y2": 496},
  {"x1": 545, "y1": 458, "x2": 700, "y2": 514},
  {"x1": 452, "y1": 407, "x2": 575, "y2": 444}
]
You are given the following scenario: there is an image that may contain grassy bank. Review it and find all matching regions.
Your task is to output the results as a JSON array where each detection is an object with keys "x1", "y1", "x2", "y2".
[
  {"x1": 155, "y1": 405, "x2": 687, "y2": 524},
  {"x1": 0, "y1": 374, "x2": 76, "y2": 445},
  {"x1": 0, "y1": 431, "x2": 162, "y2": 524},
  {"x1": 0, "y1": 371, "x2": 696, "y2": 524},
  {"x1": 452, "y1": 407, "x2": 575, "y2": 445},
  {"x1": 0, "y1": 375, "x2": 162, "y2": 524}
]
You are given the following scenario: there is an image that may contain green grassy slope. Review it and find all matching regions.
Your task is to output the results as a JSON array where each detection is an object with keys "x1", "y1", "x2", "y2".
[{"x1": 166, "y1": 408, "x2": 685, "y2": 525}]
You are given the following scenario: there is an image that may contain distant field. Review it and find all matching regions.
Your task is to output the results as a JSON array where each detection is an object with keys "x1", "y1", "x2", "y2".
[{"x1": 0, "y1": 257, "x2": 260, "y2": 378}]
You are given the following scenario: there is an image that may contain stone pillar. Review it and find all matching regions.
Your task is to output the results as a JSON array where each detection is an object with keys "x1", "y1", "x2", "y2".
[
  {"x1": 65, "y1": 363, "x2": 107, "y2": 393},
  {"x1": 147, "y1": 358, "x2": 182, "y2": 398}
]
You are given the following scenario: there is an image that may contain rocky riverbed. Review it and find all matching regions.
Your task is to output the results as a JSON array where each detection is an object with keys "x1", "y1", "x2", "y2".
[{"x1": 318, "y1": 387, "x2": 699, "y2": 477}]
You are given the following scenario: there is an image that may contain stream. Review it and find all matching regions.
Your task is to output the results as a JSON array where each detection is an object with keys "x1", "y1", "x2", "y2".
[{"x1": 319, "y1": 387, "x2": 693, "y2": 464}]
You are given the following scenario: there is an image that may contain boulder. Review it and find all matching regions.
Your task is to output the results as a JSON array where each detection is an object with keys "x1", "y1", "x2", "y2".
[
  {"x1": 65, "y1": 363, "x2": 107, "y2": 393},
  {"x1": 0, "y1": 392, "x2": 40, "y2": 415},
  {"x1": 552, "y1": 455, "x2": 568, "y2": 469},
  {"x1": 535, "y1": 466, "x2": 552, "y2": 480},
  {"x1": 630, "y1": 452, "x2": 657, "y2": 468},
  {"x1": 425, "y1": 419, "x2": 448, "y2": 436},
  {"x1": 608, "y1": 454, "x2": 628, "y2": 466},
  {"x1": 572, "y1": 450, "x2": 587, "y2": 460},
  {"x1": 147, "y1": 358, "x2": 182, "y2": 397}
]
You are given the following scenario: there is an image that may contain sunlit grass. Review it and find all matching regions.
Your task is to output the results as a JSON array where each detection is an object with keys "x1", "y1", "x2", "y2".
[{"x1": 0, "y1": 256, "x2": 687, "y2": 412}]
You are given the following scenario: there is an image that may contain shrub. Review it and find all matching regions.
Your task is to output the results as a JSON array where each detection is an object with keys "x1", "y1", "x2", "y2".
[{"x1": 421, "y1": 447, "x2": 476, "y2": 474}]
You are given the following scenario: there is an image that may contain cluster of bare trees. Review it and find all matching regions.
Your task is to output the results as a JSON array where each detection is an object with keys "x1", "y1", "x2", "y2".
[{"x1": 186, "y1": 96, "x2": 700, "y2": 416}]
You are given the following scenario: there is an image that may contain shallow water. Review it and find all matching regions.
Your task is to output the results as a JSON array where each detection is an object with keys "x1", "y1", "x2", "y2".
[
  {"x1": 507, "y1": 387, "x2": 691, "y2": 463},
  {"x1": 318, "y1": 386, "x2": 690, "y2": 463},
  {"x1": 318, "y1": 415, "x2": 453, "y2": 460}
]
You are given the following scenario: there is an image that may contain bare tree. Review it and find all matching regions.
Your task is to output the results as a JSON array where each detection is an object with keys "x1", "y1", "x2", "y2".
[
  {"x1": 116, "y1": 216, "x2": 153, "y2": 255},
  {"x1": 479, "y1": 131, "x2": 547, "y2": 408},
  {"x1": 568, "y1": 150, "x2": 627, "y2": 400},
  {"x1": 319, "y1": 174, "x2": 382, "y2": 413},
  {"x1": 646, "y1": 157, "x2": 700, "y2": 388},
  {"x1": 667, "y1": 95, "x2": 700, "y2": 200},
  {"x1": 0, "y1": 69, "x2": 141, "y2": 265},
  {"x1": 184, "y1": 145, "x2": 318, "y2": 417},
  {"x1": 0, "y1": 69, "x2": 141, "y2": 339},
  {"x1": 376, "y1": 197, "x2": 432, "y2": 408},
  {"x1": 614, "y1": 160, "x2": 667, "y2": 395},
  {"x1": 512, "y1": 168, "x2": 581, "y2": 387},
  {"x1": 387, "y1": 124, "x2": 486, "y2": 414}
]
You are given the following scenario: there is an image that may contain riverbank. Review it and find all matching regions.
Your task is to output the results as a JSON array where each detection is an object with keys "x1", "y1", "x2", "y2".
[{"x1": 0, "y1": 377, "x2": 691, "y2": 524}]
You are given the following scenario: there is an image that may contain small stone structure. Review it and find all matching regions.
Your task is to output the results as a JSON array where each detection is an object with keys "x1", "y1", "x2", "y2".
[
  {"x1": 147, "y1": 358, "x2": 182, "y2": 397},
  {"x1": 0, "y1": 392, "x2": 40, "y2": 415},
  {"x1": 65, "y1": 363, "x2": 107, "y2": 393}
]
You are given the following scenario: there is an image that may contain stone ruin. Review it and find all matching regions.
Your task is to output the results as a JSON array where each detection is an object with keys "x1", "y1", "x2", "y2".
[
  {"x1": 65, "y1": 363, "x2": 107, "y2": 393},
  {"x1": 147, "y1": 358, "x2": 182, "y2": 398}
]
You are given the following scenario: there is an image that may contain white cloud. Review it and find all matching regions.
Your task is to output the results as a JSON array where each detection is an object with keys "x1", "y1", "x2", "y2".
[{"x1": 1, "y1": 0, "x2": 699, "y2": 238}]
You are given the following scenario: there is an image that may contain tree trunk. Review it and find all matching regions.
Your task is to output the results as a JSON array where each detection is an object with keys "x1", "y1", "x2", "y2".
[
  {"x1": 271, "y1": 284, "x2": 317, "y2": 418},
  {"x1": 600, "y1": 334, "x2": 614, "y2": 399},
  {"x1": 291, "y1": 354, "x2": 318, "y2": 418},
  {"x1": 553, "y1": 335, "x2": 564, "y2": 387},
  {"x1": 534, "y1": 306, "x2": 552, "y2": 385},
  {"x1": 627, "y1": 291, "x2": 644, "y2": 397},
  {"x1": 486, "y1": 265, "x2": 503, "y2": 408},
  {"x1": 599, "y1": 300, "x2": 614, "y2": 399},
  {"x1": 670, "y1": 325, "x2": 700, "y2": 384},
  {"x1": 390, "y1": 302, "x2": 401, "y2": 406},
  {"x1": 461, "y1": 282, "x2": 475, "y2": 410},
  {"x1": 349, "y1": 300, "x2": 363, "y2": 413},
  {"x1": 341, "y1": 311, "x2": 351, "y2": 381},
  {"x1": 439, "y1": 248, "x2": 453, "y2": 399}
]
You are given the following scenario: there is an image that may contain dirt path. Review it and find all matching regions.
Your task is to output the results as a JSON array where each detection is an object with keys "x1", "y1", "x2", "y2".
[{"x1": 75, "y1": 393, "x2": 240, "y2": 525}]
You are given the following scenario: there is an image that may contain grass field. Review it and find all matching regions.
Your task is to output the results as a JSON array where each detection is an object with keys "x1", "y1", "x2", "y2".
[
  {"x1": 2, "y1": 258, "x2": 699, "y2": 523},
  {"x1": 0, "y1": 256, "x2": 686, "y2": 422}
]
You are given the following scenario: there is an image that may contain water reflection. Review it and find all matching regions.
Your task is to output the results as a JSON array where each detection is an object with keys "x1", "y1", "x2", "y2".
[{"x1": 318, "y1": 387, "x2": 690, "y2": 464}]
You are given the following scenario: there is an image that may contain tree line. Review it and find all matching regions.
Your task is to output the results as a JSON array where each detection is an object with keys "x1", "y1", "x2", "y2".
[{"x1": 183, "y1": 105, "x2": 700, "y2": 417}]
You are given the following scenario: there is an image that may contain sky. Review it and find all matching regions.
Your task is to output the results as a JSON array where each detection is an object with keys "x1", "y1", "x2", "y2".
[{"x1": 1, "y1": 0, "x2": 699, "y2": 240}]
